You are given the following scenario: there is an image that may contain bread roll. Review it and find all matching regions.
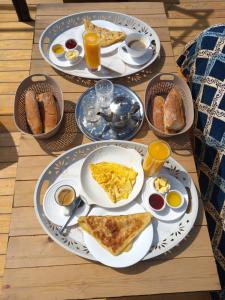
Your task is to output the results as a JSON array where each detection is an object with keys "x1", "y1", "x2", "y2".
[
  {"x1": 38, "y1": 92, "x2": 58, "y2": 133},
  {"x1": 164, "y1": 88, "x2": 185, "y2": 132},
  {"x1": 152, "y1": 96, "x2": 165, "y2": 132},
  {"x1": 25, "y1": 90, "x2": 43, "y2": 134}
]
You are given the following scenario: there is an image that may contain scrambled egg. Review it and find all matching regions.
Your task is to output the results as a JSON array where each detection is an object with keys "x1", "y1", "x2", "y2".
[
  {"x1": 90, "y1": 162, "x2": 138, "y2": 203},
  {"x1": 154, "y1": 176, "x2": 170, "y2": 193}
]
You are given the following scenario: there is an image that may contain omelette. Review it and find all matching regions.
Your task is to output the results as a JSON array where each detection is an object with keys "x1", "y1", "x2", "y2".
[
  {"x1": 89, "y1": 162, "x2": 138, "y2": 203},
  {"x1": 78, "y1": 212, "x2": 152, "y2": 255}
]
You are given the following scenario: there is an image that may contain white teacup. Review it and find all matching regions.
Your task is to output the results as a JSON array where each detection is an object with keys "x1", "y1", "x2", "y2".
[{"x1": 124, "y1": 33, "x2": 151, "y2": 58}]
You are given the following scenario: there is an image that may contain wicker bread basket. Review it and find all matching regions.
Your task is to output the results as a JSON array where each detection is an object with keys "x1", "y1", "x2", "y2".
[
  {"x1": 145, "y1": 73, "x2": 194, "y2": 137},
  {"x1": 14, "y1": 74, "x2": 64, "y2": 139}
]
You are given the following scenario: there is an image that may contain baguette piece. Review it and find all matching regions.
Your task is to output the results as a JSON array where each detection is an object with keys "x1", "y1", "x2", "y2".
[
  {"x1": 25, "y1": 90, "x2": 43, "y2": 134},
  {"x1": 164, "y1": 88, "x2": 185, "y2": 132},
  {"x1": 152, "y1": 95, "x2": 165, "y2": 132},
  {"x1": 38, "y1": 92, "x2": 58, "y2": 133}
]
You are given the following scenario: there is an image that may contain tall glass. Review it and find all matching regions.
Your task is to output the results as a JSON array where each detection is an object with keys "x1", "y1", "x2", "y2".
[
  {"x1": 143, "y1": 140, "x2": 171, "y2": 177},
  {"x1": 83, "y1": 31, "x2": 101, "y2": 71},
  {"x1": 95, "y1": 79, "x2": 114, "y2": 109}
]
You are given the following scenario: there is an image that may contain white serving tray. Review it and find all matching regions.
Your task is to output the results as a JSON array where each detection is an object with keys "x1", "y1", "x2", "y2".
[
  {"x1": 34, "y1": 140, "x2": 199, "y2": 262},
  {"x1": 39, "y1": 11, "x2": 160, "y2": 79}
]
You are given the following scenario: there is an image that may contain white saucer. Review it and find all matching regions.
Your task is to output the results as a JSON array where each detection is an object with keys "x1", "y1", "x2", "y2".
[
  {"x1": 43, "y1": 178, "x2": 90, "y2": 227},
  {"x1": 142, "y1": 174, "x2": 188, "y2": 222},
  {"x1": 82, "y1": 202, "x2": 153, "y2": 268},
  {"x1": 118, "y1": 44, "x2": 153, "y2": 66}
]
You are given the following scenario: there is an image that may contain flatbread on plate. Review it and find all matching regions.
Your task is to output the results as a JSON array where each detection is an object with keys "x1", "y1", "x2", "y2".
[
  {"x1": 78, "y1": 212, "x2": 152, "y2": 255},
  {"x1": 84, "y1": 19, "x2": 126, "y2": 47}
]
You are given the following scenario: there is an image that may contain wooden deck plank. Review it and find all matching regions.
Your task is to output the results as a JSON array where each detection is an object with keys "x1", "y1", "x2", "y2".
[
  {"x1": 0, "y1": 116, "x2": 18, "y2": 133},
  {"x1": 0, "y1": 40, "x2": 32, "y2": 50},
  {"x1": 0, "y1": 196, "x2": 13, "y2": 214},
  {"x1": 0, "y1": 215, "x2": 11, "y2": 234},
  {"x1": 0, "y1": 133, "x2": 20, "y2": 147},
  {"x1": 0, "y1": 179, "x2": 15, "y2": 196},
  {"x1": 0, "y1": 147, "x2": 19, "y2": 163},
  {"x1": 0, "y1": 71, "x2": 29, "y2": 83},
  {"x1": 0, "y1": 163, "x2": 17, "y2": 179},
  {"x1": 0, "y1": 50, "x2": 31, "y2": 61},
  {"x1": 2, "y1": 257, "x2": 220, "y2": 300},
  {"x1": 0, "y1": 60, "x2": 30, "y2": 71},
  {"x1": 6, "y1": 226, "x2": 213, "y2": 269},
  {"x1": 0, "y1": 235, "x2": 8, "y2": 255}
]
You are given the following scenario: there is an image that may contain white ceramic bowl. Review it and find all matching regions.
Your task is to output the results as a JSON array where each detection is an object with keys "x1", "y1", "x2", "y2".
[
  {"x1": 148, "y1": 192, "x2": 166, "y2": 212},
  {"x1": 124, "y1": 32, "x2": 151, "y2": 58},
  {"x1": 165, "y1": 189, "x2": 184, "y2": 209}
]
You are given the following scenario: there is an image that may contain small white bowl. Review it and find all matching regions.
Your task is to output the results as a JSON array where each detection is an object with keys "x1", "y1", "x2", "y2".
[
  {"x1": 148, "y1": 192, "x2": 166, "y2": 212},
  {"x1": 165, "y1": 190, "x2": 184, "y2": 209},
  {"x1": 65, "y1": 49, "x2": 79, "y2": 63},
  {"x1": 153, "y1": 176, "x2": 171, "y2": 194},
  {"x1": 51, "y1": 43, "x2": 65, "y2": 58},
  {"x1": 124, "y1": 33, "x2": 151, "y2": 58}
]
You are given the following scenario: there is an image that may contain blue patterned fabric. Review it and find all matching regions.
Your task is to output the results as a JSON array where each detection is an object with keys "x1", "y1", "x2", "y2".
[{"x1": 177, "y1": 24, "x2": 225, "y2": 296}]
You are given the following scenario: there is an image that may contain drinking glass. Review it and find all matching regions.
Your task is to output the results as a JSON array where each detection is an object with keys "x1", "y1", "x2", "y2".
[
  {"x1": 83, "y1": 97, "x2": 100, "y2": 123},
  {"x1": 95, "y1": 79, "x2": 114, "y2": 109},
  {"x1": 143, "y1": 140, "x2": 171, "y2": 177},
  {"x1": 83, "y1": 31, "x2": 101, "y2": 71}
]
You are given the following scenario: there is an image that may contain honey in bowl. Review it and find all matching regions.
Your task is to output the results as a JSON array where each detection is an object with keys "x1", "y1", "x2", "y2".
[{"x1": 166, "y1": 190, "x2": 183, "y2": 208}]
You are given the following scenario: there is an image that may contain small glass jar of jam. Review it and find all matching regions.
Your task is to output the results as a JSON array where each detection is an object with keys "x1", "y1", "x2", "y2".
[{"x1": 65, "y1": 39, "x2": 77, "y2": 50}]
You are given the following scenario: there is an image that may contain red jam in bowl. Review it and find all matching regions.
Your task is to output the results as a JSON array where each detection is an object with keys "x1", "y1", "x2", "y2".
[
  {"x1": 149, "y1": 193, "x2": 164, "y2": 210},
  {"x1": 65, "y1": 39, "x2": 77, "y2": 49}
]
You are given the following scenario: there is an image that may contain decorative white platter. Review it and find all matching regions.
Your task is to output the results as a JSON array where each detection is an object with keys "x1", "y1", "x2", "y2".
[
  {"x1": 34, "y1": 140, "x2": 199, "y2": 265},
  {"x1": 39, "y1": 11, "x2": 160, "y2": 79}
]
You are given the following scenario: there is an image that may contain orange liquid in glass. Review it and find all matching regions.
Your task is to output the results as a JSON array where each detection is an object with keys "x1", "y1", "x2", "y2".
[
  {"x1": 143, "y1": 140, "x2": 171, "y2": 177},
  {"x1": 83, "y1": 32, "x2": 101, "y2": 71}
]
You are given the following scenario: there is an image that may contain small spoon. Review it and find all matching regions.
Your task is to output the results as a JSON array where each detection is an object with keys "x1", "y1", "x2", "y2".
[{"x1": 59, "y1": 196, "x2": 83, "y2": 235}]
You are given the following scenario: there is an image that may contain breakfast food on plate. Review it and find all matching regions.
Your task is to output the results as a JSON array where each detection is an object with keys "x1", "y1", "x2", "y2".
[
  {"x1": 38, "y1": 92, "x2": 58, "y2": 133},
  {"x1": 24, "y1": 90, "x2": 58, "y2": 135},
  {"x1": 164, "y1": 88, "x2": 185, "y2": 132},
  {"x1": 152, "y1": 95, "x2": 165, "y2": 132},
  {"x1": 83, "y1": 19, "x2": 126, "y2": 47},
  {"x1": 78, "y1": 212, "x2": 152, "y2": 255},
  {"x1": 25, "y1": 90, "x2": 43, "y2": 134},
  {"x1": 90, "y1": 162, "x2": 138, "y2": 202},
  {"x1": 151, "y1": 87, "x2": 186, "y2": 133},
  {"x1": 154, "y1": 176, "x2": 170, "y2": 193}
]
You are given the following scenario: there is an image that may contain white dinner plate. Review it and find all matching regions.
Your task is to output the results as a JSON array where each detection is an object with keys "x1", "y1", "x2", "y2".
[
  {"x1": 82, "y1": 202, "x2": 153, "y2": 268},
  {"x1": 142, "y1": 174, "x2": 188, "y2": 222},
  {"x1": 118, "y1": 44, "x2": 154, "y2": 66},
  {"x1": 43, "y1": 179, "x2": 90, "y2": 226},
  {"x1": 80, "y1": 145, "x2": 144, "y2": 208}
]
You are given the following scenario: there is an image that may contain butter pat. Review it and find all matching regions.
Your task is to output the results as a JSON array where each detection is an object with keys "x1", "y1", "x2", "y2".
[
  {"x1": 154, "y1": 176, "x2": 170, "y2": 193},
  {"x1": 65, "y1": 49, "x2": 79, "y2": 62}
]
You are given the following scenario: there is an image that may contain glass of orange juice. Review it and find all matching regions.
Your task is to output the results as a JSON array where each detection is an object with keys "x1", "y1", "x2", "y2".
[
  {"x1": 143, "y1": 140, "x2": 171, "y2": 177},
  {"x1": 83, "y1": 31, "x2": 101, "y2": 71}
]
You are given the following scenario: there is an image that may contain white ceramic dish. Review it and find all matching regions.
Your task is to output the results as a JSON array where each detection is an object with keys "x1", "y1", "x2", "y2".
[
  {"x1": 166, "y1": 189, "x2": 184, "y2": 209},
  {"x1": 118, "y1": 44, "x2": 153, "y2": 66},
  {"x1": 82, "y1": 202, "x2": 153, "y2": 268},
  {"x1": 142, "y1": 174, "x2": 188, "y2": 222},
  {"x1": 80, "y1": 145, "x2": 144, "y2": 208},
  {"x1": 43, "y1": 179, "x2": 90, "y2": 226}
]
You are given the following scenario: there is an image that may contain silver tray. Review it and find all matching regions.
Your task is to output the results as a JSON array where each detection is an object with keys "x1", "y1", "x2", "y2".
[
  {"x1": 75, "y1": 84, "x2": 144, "y2": 141},
  {"x1": 39, "y1": 11, "x2": 160, "y2": 79},
  {"x1": 34, "y1": 141, "x2": 199, "y2": 262}
]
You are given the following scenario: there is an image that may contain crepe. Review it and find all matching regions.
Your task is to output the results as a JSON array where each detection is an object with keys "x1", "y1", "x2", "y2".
[
  {"x1": 90, "y1": 162, "x2": 138, "y2": 203},
  {"x1": 78, "y1": 212, "x2": 152, "y2": 255},
  {"x1": 84, "y1": 19, "x2": 126, "y2": 47}
]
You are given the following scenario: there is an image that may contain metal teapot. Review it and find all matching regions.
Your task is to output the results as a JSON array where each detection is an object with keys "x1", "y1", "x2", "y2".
[{"x1": 97, "y1": 96, "x2": 140, "y2": 129}]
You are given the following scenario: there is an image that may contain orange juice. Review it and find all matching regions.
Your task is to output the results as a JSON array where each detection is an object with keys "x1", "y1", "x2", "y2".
[
  {"x1": 143, "y1": 140, "x2": 171, "y2": 177},
  {"x1": 83, "y1": 32, "x2": 101, "y2": 71}
]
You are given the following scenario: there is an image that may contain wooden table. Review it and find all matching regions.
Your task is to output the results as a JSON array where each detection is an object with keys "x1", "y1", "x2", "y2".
[{"x1": 2, "y1": 3, "x2": 220, "y2": 299}]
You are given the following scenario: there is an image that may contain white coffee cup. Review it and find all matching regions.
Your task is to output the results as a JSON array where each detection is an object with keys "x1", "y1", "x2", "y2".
[{"x1": 124, "y1": 33, "x2": 151, "y2": 58}]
